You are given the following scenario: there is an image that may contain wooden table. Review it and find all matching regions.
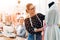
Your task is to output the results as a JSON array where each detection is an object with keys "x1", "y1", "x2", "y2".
[
  {"x1": 0, "y1": 37, "x2": 26, "y2": 40},
  {"x1": 0, "y1": 31, "x2": 28, "y2": 40}
]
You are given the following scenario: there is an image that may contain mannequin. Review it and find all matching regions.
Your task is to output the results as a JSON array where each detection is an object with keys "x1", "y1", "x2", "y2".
[{"x1": 44, "y1": 2, "x2": 60, "y2": 40}]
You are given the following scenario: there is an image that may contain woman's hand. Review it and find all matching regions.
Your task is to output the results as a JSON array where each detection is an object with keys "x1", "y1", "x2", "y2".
[
  {"x1": 34, "y1": 20, "x2": 46, "y2": 32},
  {"x1": 34, "y1": 28, "x2": 37, "y2": 32},
  {"x1": 34, "y1": 27, "x2": 44, "y2": 32}
]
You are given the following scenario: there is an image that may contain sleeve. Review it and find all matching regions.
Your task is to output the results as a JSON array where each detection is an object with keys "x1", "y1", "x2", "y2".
[
  {"x1": 19, "y1": 27, "x2": 26, "y2": 37},
  {"x1": 24, "y1": 18, "x2": 35, "y2": 34},
  {"x1": 37, "y1": 13, "x2": 45, "y2": 20}
]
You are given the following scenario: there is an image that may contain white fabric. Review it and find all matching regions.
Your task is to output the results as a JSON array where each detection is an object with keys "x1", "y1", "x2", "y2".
[
  {"x1": 44, "y1": 3, "x2": 60, "y2": 40},
  {"x1": 46, "y1": 3, "x2": 59, "y2": 26},
  {"x1": 3, "y1": 25, "x2": 16, "y2": 37},
  {"x1": 44, "y1": 24, "x2": 60, "y2": 40}
]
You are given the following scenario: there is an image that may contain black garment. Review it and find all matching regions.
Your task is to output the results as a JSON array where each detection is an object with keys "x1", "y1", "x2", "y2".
[{"x1": 25, "y1": 13, "x2": 45, "y2": 34}]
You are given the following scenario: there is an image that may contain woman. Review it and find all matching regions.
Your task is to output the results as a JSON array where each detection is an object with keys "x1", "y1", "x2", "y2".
[
  {"x1": 16, "y1": 16, "x2": 26, "y2": 38},
  {"x1": 25, "y1": 3, "x2": 45, "y2": 40},
  {"x1": 44, "y1": 2, "x2": 60, "y2": 40},
  {"x1": 3, "y1": 15, "x2": 16, "y2": 37}
]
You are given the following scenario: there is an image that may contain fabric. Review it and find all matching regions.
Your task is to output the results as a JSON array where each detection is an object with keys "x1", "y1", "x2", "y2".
[
  {"x1": 44, "y1": 2, "x2": 60, "y2": 40},
  {"x1": 3, "y1": 25, "x2": 16, "y2": 37},
  {"x1": 46, "y1": 9, "x2": 59, "y2": 26},
  {"x1": 44, "y1": 24, "x2": 60, "y2": 40},
  {"x1": 46, "y1": 3, "x2": 59, "y2": 26}
]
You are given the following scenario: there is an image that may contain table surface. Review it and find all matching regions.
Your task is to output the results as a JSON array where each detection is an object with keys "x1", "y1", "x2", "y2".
[{"x1": 0, "y1": 37, "x2": 26, "y2": 40}]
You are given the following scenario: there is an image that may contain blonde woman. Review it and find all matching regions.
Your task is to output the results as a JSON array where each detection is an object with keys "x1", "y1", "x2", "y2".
[
  {"x1": 3, "y1": 15, "x2": 16, "y2": 37},
  {"x1": 25, "y1": 3, "x2": 45, "y2": 40}
]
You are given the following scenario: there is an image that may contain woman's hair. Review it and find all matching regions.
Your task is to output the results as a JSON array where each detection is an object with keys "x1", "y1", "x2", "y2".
[
  {"x1": 26, "y1": 3, "x2": 33, "y2": 13},
  {"x1": 5, "y1": 16, "x2": 11, "y2": 23}
]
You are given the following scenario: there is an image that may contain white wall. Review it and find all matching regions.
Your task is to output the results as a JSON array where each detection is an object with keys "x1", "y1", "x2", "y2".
[
  {"x1": 0, "y1": 0, "x2": 47, "y2": 15},
  {"x1": 0, "y1": 0, "x2": 58, "y2": 14},
  {"x1": 0, "y1": 0, "x2": 60, "y2": 23},
  {"x1": 0, "y1": 0, "x2": 17, "y2": 15}
]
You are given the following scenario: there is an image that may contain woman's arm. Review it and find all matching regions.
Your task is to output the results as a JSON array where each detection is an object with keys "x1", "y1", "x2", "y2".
[
  {"x1": 18, "y1": 29, "x2": 26, "y2": 37},
  {"x1": 34, "y1": 27, "x2": 44, "y2": 32},
  {"x1": 25, "y1": 19, "x2": 36, "y2": 34},
  {"x1": 34, "y1": 20, "x2": 46, "y2": 32}
]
